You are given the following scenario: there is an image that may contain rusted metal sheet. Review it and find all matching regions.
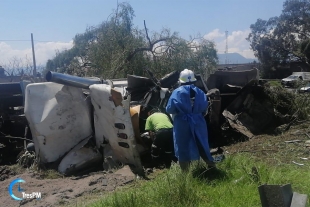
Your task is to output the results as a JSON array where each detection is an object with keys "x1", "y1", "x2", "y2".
[
  {"x1": 207, "y1": 68, "x2": 259, "y2": 91},
  {"x1": 222, "y1": 110, "x2": 254, "y2": 138},
  {"x1": 222, "y1": 80, "x2": 279, "y2": 138}
]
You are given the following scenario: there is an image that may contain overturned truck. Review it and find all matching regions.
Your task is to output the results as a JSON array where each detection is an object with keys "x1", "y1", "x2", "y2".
[
  {"x1": 21, "y1": 70, "x2": 218, "y2": 174},
  {"x1": 3, "y1": 68, "x2": 292, "y2": 175},
  {"x1": 0, "y1": 69, "x2": 249, "y2": 172}
]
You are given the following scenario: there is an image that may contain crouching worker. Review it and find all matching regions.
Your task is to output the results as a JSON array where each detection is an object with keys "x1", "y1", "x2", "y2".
[
  {"x1": 145, "y1": 109, "x2": 175, "y2": 168},
  {"x1": 166, "y1": 69, "x2": 215, "y2": 172}
]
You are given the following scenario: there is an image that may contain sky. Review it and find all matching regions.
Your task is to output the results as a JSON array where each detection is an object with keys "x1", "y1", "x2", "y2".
[{"x1": 0, "y1": 0, "x2": 286, "y2": 67}]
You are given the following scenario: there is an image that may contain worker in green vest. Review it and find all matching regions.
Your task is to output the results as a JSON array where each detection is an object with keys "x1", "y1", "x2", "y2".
[{"x1": 145, "y1": 109, "x2": 175, "y2": 168}]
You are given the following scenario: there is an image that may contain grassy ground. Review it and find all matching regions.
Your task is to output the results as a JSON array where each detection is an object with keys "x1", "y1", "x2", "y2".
[
  {"x1": 268, "y1": 80, "x2": 282, "y2": 87},
  {"x1": 80, "y1": 156, "x2": 309, "y2": 207},
  {"x1": 73, "y1": 122, "x2": 310, "y2": 207}
]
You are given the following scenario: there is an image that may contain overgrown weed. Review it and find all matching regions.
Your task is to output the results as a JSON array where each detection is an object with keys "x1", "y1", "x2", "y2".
[
  {"x1": 265, "y1": 85, "x2": 310, "y2": 121},
  {"x1": 83, "y1": 154, "x2": 310, "y2": 207}
]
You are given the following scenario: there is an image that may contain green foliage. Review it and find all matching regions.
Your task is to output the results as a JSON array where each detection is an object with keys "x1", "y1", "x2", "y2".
[
  {"x1": 268, "y1": 80, "x2": 281, "y2": 87},
  {"x1": 83, "y1": 155, "x2": 310, "y2": 207},
  {"x1": 45, "y1": 48, "x2": 79, "y2": 73},
  {"x1": 264, "y1": 85, "x2": 310, "y2": 120},
  {"x1": 45, "y1": 2, "x2": 218, "y2": 79},
  {"x1": 265, "y1": 86, "x2": 296, "y2": 114},
  {"x1": 300, "y1": 39, "x2": 310, "y2": 64},
  {"x1": 247, "y1": 0, "x2": 310, "y2": 78}
]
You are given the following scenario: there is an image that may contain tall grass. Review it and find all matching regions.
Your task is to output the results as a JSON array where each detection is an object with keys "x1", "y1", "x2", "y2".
[{"x1": 82, "y1": 154, "x2": 310, "y2": 207}]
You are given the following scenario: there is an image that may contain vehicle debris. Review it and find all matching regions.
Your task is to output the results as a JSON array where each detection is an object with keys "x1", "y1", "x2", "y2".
[
  {"x1": 222, "y1": 80, "x2": 298, "y2": 139},
  {"x1": 0, "y1": 81, "x2": 32, "y2": 164},
  {"x1": 2, "y1": 67, "x2": 303, "y2": 176},
  {"x1": 89, "y1": 83, "x2": 143, "y2": 173},
  {"x1": 58, "y1": 137, "x2": 102, "y2": 175},
  {"x1": 258, "y1": 184, "x2": 308, "y2": 207},
  {"x1": 206, "y1": 68, "x2": 259, "y2": 91},
  {"x1": 24, "y1": 81, "x2": 93, "y2": 164}
]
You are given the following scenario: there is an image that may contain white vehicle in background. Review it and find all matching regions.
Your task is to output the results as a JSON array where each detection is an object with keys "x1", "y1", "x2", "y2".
[
  {"x1": 281, "y1": 72, "x2": 310, "y2": 88},
  {"x1": 298, "y1": 82, "x2": 310, "y2": 93}
]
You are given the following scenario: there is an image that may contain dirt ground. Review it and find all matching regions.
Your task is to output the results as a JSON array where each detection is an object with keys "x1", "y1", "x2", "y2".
[
  {"x1": 1, "y1": 121, "x2": 310, "y2": 207},
  {"x1": 0, "y1": 165, "x2": 136, "y2": 207},
  {"x1": 223, "y1": 121, "x2": 310, "y2": 165}
]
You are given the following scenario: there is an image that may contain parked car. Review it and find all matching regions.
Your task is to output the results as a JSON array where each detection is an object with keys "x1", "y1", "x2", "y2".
[
  {"x1": 298, "y1": 82, "x2": 310, "y2": 93},
  {"x1": 281, "y1": 75, "x2": 303, "y2": 87},
  {"x1": 281, "y1": 72, "x2": 310, "y2": 88}
]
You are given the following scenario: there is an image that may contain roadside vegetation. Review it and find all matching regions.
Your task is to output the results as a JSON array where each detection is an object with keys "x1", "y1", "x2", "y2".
[
  {"x1": 265, "y1": 84, "x2": 310, "y2": 120},
  {"x1": 77, "y1": 153, "x2": 310, "y2": 207}
]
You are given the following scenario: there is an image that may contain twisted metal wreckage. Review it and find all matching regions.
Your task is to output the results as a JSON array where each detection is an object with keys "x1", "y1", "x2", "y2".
[{"x1": 1, "y1": 68, "x2": 289, "y2": 175}]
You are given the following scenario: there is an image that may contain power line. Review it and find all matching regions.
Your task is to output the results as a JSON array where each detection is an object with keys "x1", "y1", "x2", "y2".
[{"x1": 0, "y1": 39, "x2": 60, "y2": 42}]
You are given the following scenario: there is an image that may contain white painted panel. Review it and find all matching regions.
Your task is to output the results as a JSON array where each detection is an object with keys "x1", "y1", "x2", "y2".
[
  {"x1": 90, "y1": 84, "x2": 143, "y2": 172},
  {"x1": 24, "y1": 82, "x2": 92, "y2": 163}
]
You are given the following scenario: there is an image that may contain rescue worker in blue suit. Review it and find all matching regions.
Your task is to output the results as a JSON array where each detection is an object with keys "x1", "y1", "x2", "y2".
[{"x1": 166, "y1": 69, "x2": 215, "y2": 171}]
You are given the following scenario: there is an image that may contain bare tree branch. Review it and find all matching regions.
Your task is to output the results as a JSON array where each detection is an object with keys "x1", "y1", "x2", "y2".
[{"x1": 144, "y1": 20, "x2": 152, "y2": 46}]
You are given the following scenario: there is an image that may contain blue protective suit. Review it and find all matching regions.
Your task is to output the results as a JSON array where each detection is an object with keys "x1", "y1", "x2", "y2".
[{"x1": 166, "y1": 84, "x2": 213, "y2": 162}]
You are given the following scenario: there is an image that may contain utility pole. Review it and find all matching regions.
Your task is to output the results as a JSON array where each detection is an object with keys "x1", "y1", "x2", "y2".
[
  {"x1": 31, "y1": 33, "x2": 37, "y2": 77},
  {"x1": 225, "y1": 30, "x2": 228, "y2": 65}
]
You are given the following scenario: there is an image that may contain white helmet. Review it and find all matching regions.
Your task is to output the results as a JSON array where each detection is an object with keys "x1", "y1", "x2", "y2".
[{"x1": 179, "y1": 69, "x2": 197, "y2": 83}]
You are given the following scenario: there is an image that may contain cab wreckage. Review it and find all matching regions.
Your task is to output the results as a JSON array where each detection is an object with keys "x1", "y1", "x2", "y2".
[{"x1": 1, "y1": 68, "x2": 292, "y2": 175}]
